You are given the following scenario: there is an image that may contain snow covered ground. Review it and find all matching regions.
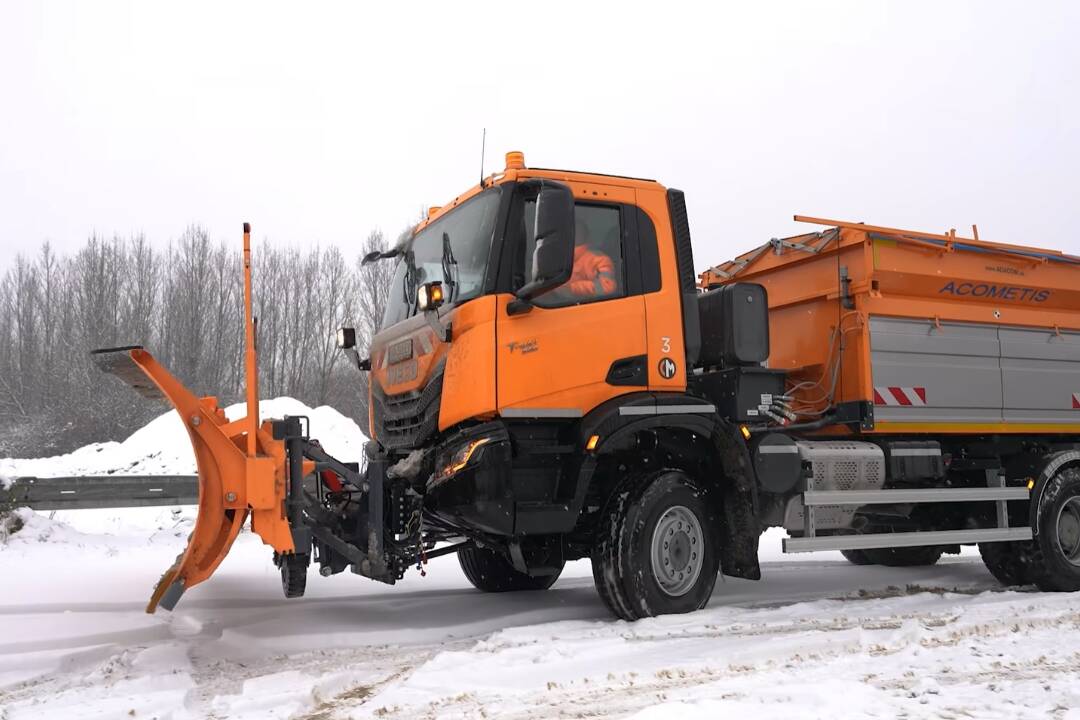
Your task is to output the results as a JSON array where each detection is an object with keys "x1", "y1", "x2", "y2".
[{"x1": 3, "y1": 403, "x2": 1080, "y2": 719}]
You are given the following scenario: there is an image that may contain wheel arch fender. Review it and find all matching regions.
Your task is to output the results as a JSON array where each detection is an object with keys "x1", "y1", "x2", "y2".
[
  {"x1": 566, "y1": 393, "x2": 707, "y2": 513},
  {"x1": 572, "y1": 393, "x2": 761, "y2": 580}
]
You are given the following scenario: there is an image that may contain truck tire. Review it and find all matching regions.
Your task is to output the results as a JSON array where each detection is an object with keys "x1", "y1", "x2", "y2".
[
  {"x1": 979, "y1": 541, "x2": 1032, "y2": 586},
  {"x1": 840, "y1": 549, "x2": 875, "y2": 565},
  {"x1": 591, "y1": 470, "x2": 720, "y2": 621},
  {"x1": 1027, "y1": 466, "x2": 1080, "y2": 592},
  {"x1": 862, "y1": 546, "x2": 943, "y2": 567},
  {"x1": 458, "y1": 546, "x2": 563, "y2": 592}
]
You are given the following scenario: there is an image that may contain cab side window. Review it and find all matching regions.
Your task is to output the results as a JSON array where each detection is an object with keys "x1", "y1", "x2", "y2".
[{"x1": 524, "y1": 201, "x2": 625, "y2": 308}]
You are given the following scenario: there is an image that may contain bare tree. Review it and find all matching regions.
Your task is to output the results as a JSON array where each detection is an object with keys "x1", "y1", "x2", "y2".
[
  {"x1": 309, "y1": 246, "x2": 355, "y2": 406},
  {"x1": 36, "y1": 244, "x2": 61, "y2": 412},
  {"x1": 335, "y1": 226, "x2": 411, "y2": 426},
  {"x1": 120, "y1": 234, "x2": 161, "y2": 349},
  {"x1": 0, "y1": 218, "x2": 408, "y2": 456}
]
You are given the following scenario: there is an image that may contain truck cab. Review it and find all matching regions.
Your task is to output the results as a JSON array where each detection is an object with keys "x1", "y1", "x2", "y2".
[
  {"x1": 367, "y1": 152, "x2": 698, "y2": 442},
  {"x1": 358, "y1": 153, "x2": 741, "y2": 616}
]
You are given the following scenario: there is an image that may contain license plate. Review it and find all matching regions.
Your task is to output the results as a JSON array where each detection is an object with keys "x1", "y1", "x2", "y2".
[{"x1": 388, "y1": 338, "x2": 414, "y2": 365}]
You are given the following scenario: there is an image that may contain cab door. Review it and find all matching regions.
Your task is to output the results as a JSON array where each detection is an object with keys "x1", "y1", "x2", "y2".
[{"x1": 497, "y1": 190, "x2": 648, "y2": 415}]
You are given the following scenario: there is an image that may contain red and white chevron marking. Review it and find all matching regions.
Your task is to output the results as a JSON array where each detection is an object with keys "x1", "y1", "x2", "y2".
[
  {"x1": 1073, "y1": 393, "x2": 1080, "y2": 409},
  {"x1": 873, "y1": 386, "x2": 927, "y2": 407}
]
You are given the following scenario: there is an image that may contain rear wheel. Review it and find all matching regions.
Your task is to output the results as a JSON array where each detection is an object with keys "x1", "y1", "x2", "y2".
[
  {"x1": 978, "y1": 466, "x2": 1080, "y2": 591},
  {"x1": 1028, "y1": 467, "x2": 1080, "y2": 592},
  {"x1": 840, "y1": 549, "x2": 874, "y2": 566},
  {"x1": 862, "y1": 545, "x2": 943, "y2": 567},
  {"x1": 979, "y1": 541, "x2": 1032, "y2": 586},
  {"x1": 458, "y1": 546, "x2": 563, "y2": 592},
  {"x1": 591, "y1": 470, "x2": 720, "y2": 621}
]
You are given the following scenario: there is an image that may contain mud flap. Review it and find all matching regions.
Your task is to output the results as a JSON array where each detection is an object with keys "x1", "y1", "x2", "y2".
[
  {"x1": 93, "y1": 346, "x2": 296, "y2": 612},
  {"x1": 712, "y1": 421, "x2": 762, "y2": 581}
]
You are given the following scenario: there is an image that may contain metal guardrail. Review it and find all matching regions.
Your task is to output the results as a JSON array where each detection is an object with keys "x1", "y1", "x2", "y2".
[{"x1": 1, "y1": 476, "x2": 198, "y2": 511}]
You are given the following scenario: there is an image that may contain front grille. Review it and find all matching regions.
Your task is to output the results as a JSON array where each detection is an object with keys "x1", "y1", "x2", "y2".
[{"x1": 372, "y1": 362, "x2": 444, "y2": 450}]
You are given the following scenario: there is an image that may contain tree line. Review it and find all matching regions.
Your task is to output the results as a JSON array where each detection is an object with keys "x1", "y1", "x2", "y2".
[{"x1": 0, "y1": 225, "x2": 404, "y2": 458}]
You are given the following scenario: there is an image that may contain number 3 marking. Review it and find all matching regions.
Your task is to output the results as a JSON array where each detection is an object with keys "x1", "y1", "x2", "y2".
[{"x1": 661, "y1": 336, "x2": 671, "y2": 354}]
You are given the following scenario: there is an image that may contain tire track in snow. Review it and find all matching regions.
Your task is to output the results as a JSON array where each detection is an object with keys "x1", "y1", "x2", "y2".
[{"x1": 341, "y1": 591, "x2": 1080, "y2": 720}]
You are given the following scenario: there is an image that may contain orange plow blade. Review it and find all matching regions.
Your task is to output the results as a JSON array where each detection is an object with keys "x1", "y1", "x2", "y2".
[
  {"x1": 92, "y1": 347, "x2": 295, "y2": 612},
  {"x1": 91, "y1": 224, "x2": 298, "y2": 613}
]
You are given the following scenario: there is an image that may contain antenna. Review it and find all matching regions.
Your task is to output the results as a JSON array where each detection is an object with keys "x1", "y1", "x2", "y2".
[{"x1": 479, "y1": 128, "x2": 486, "y2": 185}]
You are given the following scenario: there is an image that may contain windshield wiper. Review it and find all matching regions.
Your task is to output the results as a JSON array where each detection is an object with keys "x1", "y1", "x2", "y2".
[
  {"x1": 441, "y1": 232, "x2": 458, "y2": 302},
  {"x1": 403, "y1": 249, "x2": 419, "y2": 307}
]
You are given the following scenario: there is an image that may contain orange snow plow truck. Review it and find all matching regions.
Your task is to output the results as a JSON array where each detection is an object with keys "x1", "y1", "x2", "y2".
[{"x1": 94, "y1": 152, "x2": 1080, "y2": 620}]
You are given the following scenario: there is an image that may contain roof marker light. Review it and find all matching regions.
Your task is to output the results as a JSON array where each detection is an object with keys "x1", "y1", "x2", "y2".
[{"x1": 505, "y1": 151, "x2": 525, "y2": 170}]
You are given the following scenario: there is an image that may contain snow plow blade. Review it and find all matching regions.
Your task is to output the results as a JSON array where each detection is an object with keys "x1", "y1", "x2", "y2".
[
  {"x1": 93, "y1": 347, "x2": 295, "y2": 612},
  {"x1": 91, "y1": 224, "x2": 299, "y2": 613}
]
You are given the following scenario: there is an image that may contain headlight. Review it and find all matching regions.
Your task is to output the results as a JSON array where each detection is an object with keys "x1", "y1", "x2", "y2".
[{"x1": 434, "y1": 437, "x2": 492, "y2": 483}]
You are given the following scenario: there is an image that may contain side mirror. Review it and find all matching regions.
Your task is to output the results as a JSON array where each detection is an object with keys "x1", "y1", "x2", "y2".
[
  {"x1": 336, "y1": 327, "x2": 356, "y2": 349},
  {"x1": 514, "y1": 181, "x2": 575, "y2": 308},
  {"x1": 336, "y1": 327, "x2": 369, "y2": 372}
]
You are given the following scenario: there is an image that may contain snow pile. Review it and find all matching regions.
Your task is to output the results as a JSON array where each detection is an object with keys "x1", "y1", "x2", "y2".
[
  {"x1": 0, "y1": 507, "x2": 26, "y2": 544},
  {"x1": 0, "y1": 397, "x2": 368, "y2": 479},
  {"x1": 2, "y1": 507, "x2": 97, "y2": 547},
  {"x1": 1, "y1": 505, "x2": 194, "y2": 548}
]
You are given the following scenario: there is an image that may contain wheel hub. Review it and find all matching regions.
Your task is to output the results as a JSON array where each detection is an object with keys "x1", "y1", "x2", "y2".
[
  {"x1": 668, "y1": 532, "x2": 690, "y2": 571},
  {"x1": 650, "y1": 505, "x2": 704, "y2": 597}
]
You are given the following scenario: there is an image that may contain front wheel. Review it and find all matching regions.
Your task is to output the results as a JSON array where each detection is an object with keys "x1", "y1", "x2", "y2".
[
  {"x1": 592, "y1": 470, "x2": 720, "y2": 621},
  {"x1": 458, "y1": 546, "x2": 563, "y2": 592}
]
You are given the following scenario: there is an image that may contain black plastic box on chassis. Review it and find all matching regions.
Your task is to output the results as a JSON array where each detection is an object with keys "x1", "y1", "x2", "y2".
[
  {"x1": 697, "y1": 283, "x2": 770, "y2": 367},
  {"x1": 691, "y1": 366, "x2": 786, "y2": 422},
  {"x1": 880, "y1": 441, "x2": 945, "y2": 482}
]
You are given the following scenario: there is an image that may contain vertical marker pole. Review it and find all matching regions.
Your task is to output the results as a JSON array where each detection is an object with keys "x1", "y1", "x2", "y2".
[{"x1": 242, "y1": 222, "x2": 259, "y2": 456}]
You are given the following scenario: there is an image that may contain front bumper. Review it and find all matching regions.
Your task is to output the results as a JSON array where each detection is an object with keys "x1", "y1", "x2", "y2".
[{"x1": 425, "y1": 422, "x2": 514, "y2": 535}]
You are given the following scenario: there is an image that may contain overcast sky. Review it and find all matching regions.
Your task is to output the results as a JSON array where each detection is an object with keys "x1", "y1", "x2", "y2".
[{"x1": 1, "y1": 1, "x2": 1077, "y2": 274}]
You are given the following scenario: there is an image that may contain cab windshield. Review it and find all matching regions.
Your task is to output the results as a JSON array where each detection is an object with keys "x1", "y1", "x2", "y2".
[{"x1": 381, "y1": 188, "x2": 501, "y2": 329}]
